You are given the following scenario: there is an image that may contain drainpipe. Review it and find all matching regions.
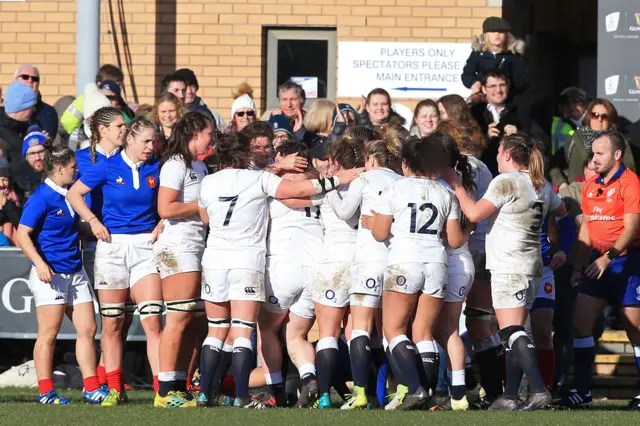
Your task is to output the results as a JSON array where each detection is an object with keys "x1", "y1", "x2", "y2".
[{"x1": 76, "y1": 0, "x2": 101, "y2": 95}]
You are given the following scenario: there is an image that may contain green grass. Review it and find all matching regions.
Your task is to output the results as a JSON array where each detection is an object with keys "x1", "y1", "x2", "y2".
[{"x1": 0, "y1": 388, "x2": 639, "y2": 426}]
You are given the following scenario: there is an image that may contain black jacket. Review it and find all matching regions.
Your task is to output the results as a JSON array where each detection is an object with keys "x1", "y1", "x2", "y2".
[
  {"x1": 33, "y1": 94, "x2": 58, "y2": 138},
  {"x1": 0, "y1": 111, "x2": 42, "y2": 200},
  {"x1": 462, "y1": 37, "x2": 529, "y2": 95},
  {"x1": 471, "y1": 101, "x2": 531, "y2": 176}
]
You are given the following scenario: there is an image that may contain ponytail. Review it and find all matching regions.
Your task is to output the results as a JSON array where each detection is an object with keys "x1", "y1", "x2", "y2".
[
  {"x1": 43, "y1": 140, "x2": 75, "y2": 176},
  {"x1": 432, "y1": 127, "x2": 476, "y2": 192},
  {"x1": 501, "y1": 133, "x2": 545, "y2": 190},
  {"x1": 88, "y1": 106, "x2": 123, "y2": 164}
]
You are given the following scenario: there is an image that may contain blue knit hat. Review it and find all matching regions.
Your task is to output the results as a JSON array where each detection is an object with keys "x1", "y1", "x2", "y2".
[
  {"x1": 22, "y1": 126, "x2": 47, "y2": 158},
  {"x1": 5, "y1": 82, "x2": 38, "y2": 114},
  {"x1": 268, "y1": 114, "x2": 293, "y2": 137}
]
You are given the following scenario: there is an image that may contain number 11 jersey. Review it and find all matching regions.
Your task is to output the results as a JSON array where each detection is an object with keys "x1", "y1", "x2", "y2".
[
  {"x1": 377, "y1": 177, "x2": 459, "y2": 266},
  {"x1": 198, "y1": 169, "x2": 282, "y2": 271},
  {"x1": 483, "y1": 172, "x2": 560, "y2": 276}
]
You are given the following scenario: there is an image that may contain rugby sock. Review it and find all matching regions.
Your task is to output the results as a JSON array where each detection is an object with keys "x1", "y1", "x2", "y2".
[
  {"x1": 464, "y1": 354, "x2": 479, "y2": 390},
  {"x1": 106, "y1": 369, "x2": 123, "y2": 392},
  {"x1": 573, "y1": 336, "x2": 596, "y2": 394},
  {"x1": 185, "y1": 373, "x2": 193, "y2": 391},
  {"x1": 299, "y1": 363, "x2": 317, "y2": 385},
  {"x1": 199, "y1": 337, "x2": 223, "y2": 396},
  {"x1": 509, "y1": 332, "x2": 546, "y2": 394},
  {"x1": 474, "y1": 337, "x2": 504, "y2": 400},
  {"x1": 504, "y1": 349, "x2": 522, "y2": 397},
  {"x1": 231, "y1": 337, "x2": 253, "y2": 399},
  {"x1": 83, "y1": 376, "x2": 100, "y2": 393},
  {"x1": 350, "y1": 330, "x2": 372, "y2": 388},
  {"x1": 383, "y1": 338, "x2": 401, "y2": 386},
  {"x1": 449, "y1": 370, "x2": 466, "y2": 400},
  {"x1": 153, "y1": 375, "x2": 159, "y2": 393},
  {"x1": 416, "y1": 340, "x2": 439, "y2": 395},
  {"x1": 389, "y1": 335, "x2": 421, "y2": 393},
  {"x1": 175, "y1": 371, "x2": 188, "y2": 393},
  {"x1": 38, "y1": 378, "x2": 54, "y2": 395},
  {"x1": 158, "y1": 371, "x2": 177, "y2": 397},
  {"x1": 316, "y1": 337, "x2": 339, "y2": 395},
  {"x1": 97, "y1": 365, "x2": 107, "y2": 385},
  {"x1": 536, "y1": 348, "x2": 555, "y2": 392},
  {"x1": 264, "y1": 372, "x2": 285, "y2": 405},
  {"x1": 212, "y1": 344, "x2": 233, "y2": 394}
]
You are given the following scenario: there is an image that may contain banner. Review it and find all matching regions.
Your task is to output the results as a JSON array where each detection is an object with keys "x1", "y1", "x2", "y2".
[
  {"x1": 337, "y1": 42, "x2": 472, "y2": 99},
  {"x1": 598, "y1": 1, "x2": 640, "y2": 123},
  {"x1": 0, "y1": 248, "x2": 146, "y2": 340}
]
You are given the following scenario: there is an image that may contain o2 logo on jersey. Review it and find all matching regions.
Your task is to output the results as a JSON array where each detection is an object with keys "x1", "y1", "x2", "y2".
[
  {"x1": 458, "y1": 286, "x2": 466, "y2": 297},
  {"x1": 147, "y1": 176, "x2": 157, "y2": 189},
  {"x1": 325, "y1": 289, "x2": 336, "y2": 302},
  {"x1": 395, "y1": 276, "x2": 407, "y2": 287},
  {"x1": 268, "y1": 295, "x2": 279, "y2": 304},
  {"x1": 365, "y1": 278, "x2": 377, "y2": 289},
  {"x1": 515, "y1": 290, "x2": 525, "y2": 301}
]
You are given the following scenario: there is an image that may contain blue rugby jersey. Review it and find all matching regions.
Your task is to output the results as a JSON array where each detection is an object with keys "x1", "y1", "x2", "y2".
[{"x1": 75, "y1": 145, "x2": 120, "y2": 221}]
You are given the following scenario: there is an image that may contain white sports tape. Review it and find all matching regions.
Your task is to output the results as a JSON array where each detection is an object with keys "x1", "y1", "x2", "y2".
[
  {"x1": 138, "y1": 300, "x2": 164, "y2": 321},
  {"x1": 166, "y1": 298, "x2": 204, "y2": 314},
  {"x1": 231, "y1": 318, "x2": 256, "y2": 329},
  {"x1": 100, "y1": 302, "x2": 125, "y2": 319}
]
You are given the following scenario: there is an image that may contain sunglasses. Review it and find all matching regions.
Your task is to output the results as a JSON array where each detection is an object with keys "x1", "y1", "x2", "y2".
[
  {"x1": 592, "y1": 112, "x2": 609, "y2": 121},
  {"x1": 236, "y1": 110, "x2": 255, "y2": 118},
  {"x1": 19, "y1": 74, "x2": 40, "y2": 83}
]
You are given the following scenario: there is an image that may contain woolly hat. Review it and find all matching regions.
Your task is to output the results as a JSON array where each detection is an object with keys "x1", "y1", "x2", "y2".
[
  {"x1": 83, "y1": 82, "x2": 112, "y2": 138},
  {"x1": 175, "y1": 68, "x2": 199, "y2": 90},
  {"x1": 268, "y1": 114, "x2": 293, "y2": 137},
  {"x1": 231, "y1": 94, "x2": 256, "y2": 118},
  {"x1": 4, "y1": 81, "x2": 38, "y2": 114},
  {"x1": 22, "y1": 125, "x2": 47, "y2": 158},
  {"x1": 483, "y1": 17, "x2": 511, "y2": 33}
]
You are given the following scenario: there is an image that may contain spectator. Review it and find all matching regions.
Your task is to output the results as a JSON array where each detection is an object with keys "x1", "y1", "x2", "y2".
[
  {"x1": 22, "y1": 126, "x2": 47, "y2": 178},
  {"x1": 437, "y1": 94, "x2": 486, "y2": 158},
  {"x1": 357, "y1": 88, "x2": 410, "y2": 140},
  {"x1": 13, "y1": 65, "x2": 58, "y2": 138},
  {"x1": 303, "y1": 100, "x2": 349, "y2": 160},
  {"x1": 462, "y1": 17, "x2": 529, "y2": 98},
  {"x1": 228, "y1": 83, "x2": 257, "y2": 133},
  {"x1": 152, "y1": 92, "x2": 185, "y2": 144},
  {"x1": 268, "y1": 114, "x2": 294, "y2": 149},
  {"x1": 273, "y1": 80, "x2": 306, "y2": 140},
  {"x1": 60, "y1": 64, "x2": 125, "y2": 136},
  {"x1": 161, "y1": 73, "x2": 187, "y2": 105},
  {"x1": 0, "y1": 81, "x2": 39, "y2": 200},
  {"x1": 0, "y1": 157, "x2": 21, "y2": 246},
  {"x1": 469, "y1": 69, "x2": 531, "y2": 175},
  {"x1": 410, "y1": 99, "x2": 440, "y2": 138},
  {"x1": 335, "y1": 103, "x2": 357, "y2": 133},
  {"x1": 174, "y1": 68, "x2": 226, "y2": 129},
  {"x1": 549, "y1": 99, "x2": 635, "y2": 188},
  {"x1": 551, "y1": 87, "x2": 588, "y2": 156},
  {"x1": 98, "y1": 80, "x2": 134, "y2": 121}
]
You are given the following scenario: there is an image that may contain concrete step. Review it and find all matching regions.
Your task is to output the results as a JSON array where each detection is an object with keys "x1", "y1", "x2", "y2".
[
  {"x1": 599, "y1": 331, "x2": 629, "y2": 343},
  {"x1": 595, "y1": 354, "x2": 635, "y2": 364}
]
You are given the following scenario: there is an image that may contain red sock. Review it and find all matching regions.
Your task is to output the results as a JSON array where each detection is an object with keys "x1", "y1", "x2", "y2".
[
  {"x1": 106, "y1": 369, "x2": 123, "y2": 392},
  {"x1": 536, "y1": 348, "x2": 556, "y2": 392},
  {"x1": 220, "y1": 374, "x2": 235, "y2": 397},
  {"x1": 186, "y1": 374, "x2": 193, "y2": 391},
  {"x1": 153, "y1": 375, "x2": 159, "y2": 393},
  {"x1": 38, "y1": 378, "x2": 54, "y2": 395},
  {"x1": 97, "y1": 365, "x2": 107, "y2": 385},
  {"x1": 84, "y1": 376, "x2": 100, "y2": 392}
]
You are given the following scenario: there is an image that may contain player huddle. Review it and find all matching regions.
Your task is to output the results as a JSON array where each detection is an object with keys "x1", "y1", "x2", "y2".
[{"x1": 18, "y1": 107, "x2": 578, "y2": 411}]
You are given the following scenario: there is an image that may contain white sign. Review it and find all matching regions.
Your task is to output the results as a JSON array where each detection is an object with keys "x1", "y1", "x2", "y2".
[
  {"x1": 338, "y1": 42, "x2": 471, "y2": 99},
  {"x1": 291, "y1": 77, "x2": 318, "y2": 99}
]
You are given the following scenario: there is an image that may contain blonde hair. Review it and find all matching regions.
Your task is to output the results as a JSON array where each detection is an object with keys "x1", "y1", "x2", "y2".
[
  {"x1": 502, "y1": 133, "x2": 544, "y2": 190},
  {"x1": 152, "y1": 92, "x2": 187, "y2": 124},
  {"x1": 232, "y1": 82, "x2": 253, "y2": 99},
  {"x1": 474, "y1": 33, "x2": 525, "y2": 54},
  {"x1": 303, "y1": 99, "x2": 335, "y2": 134},
  {"x1": 365, "y1": 138, "x2": 401, "y2": 173}
]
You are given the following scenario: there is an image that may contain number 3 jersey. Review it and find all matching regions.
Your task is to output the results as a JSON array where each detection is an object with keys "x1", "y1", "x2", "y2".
[
  {"x1": 198, "y1": 169, "x2": 282, "y2": 271},
  {"x1": 483, "y1": 172, "x2": 561, "y2": 276},
  {"x1": 378, "y1": 177, "x2": 459, "y2": 265}
]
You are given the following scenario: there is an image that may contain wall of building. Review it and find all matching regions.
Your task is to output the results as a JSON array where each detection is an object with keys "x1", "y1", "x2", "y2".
[{"x1": 0, "y1": 0, "x2": 501, "y2": 120}]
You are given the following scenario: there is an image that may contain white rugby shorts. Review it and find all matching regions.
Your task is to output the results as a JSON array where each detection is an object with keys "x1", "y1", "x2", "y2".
[
  {"x1": 94, "y1": 234, "x2": 158, "y2": 290},
  {"x1": 153, "y1": 243, "x2": 203, "y2": 279},
  {"x1": 446, "y1": 250, "x2": 475, "y2": 303},
  {"x1": 491, "y1": 273, "x2": 540, "y2": 310},
  {"x1": 383, "y1": 262, "x2": 447, "y2": 298},
  {"x1": 312, "y1": 262, "x2": 351, "y2": 308},
  {"x1": 28, "y1": 267, "x2": 94, "y2": 307},
  {"x1": 202, "y1": 268, "x2": 265, "y2": 303},
  {"x1": 263, "y1": 258, "x2": 315, "y2": 319}
]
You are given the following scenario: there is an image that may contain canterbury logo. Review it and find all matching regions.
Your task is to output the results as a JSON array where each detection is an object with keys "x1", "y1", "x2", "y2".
[{"x1": 244, "y1": 287, "x2": 256, "y2": 294}]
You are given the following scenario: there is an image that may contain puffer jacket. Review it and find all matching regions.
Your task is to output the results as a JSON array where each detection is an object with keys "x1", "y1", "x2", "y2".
[
  {"x1": 0, "y1": 111, "x2": 41, "y2": 200},
  {"x1": 356, "y1": 111, "x2": 410, "y2": 142}
]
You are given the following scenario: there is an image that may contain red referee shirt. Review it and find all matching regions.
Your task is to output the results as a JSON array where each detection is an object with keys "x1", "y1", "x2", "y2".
[{"x1": 581, "y1": 165, "x2": 640, "y2": 254}]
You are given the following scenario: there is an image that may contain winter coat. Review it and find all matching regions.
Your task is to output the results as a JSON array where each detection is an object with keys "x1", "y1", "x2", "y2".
[
  {"x1": 0, "y1": 111, "x2": 42, "y2": 200},
  {"x1": 187, "y1": 97, "x2": 226, "y2": 130},
  {"x1": 356, "y1": 111, "x2": 410, "y2": 142},
  {"x1": 470, "y1": 101, "x2": 531, "y2": 176},
  {"x1": 462, "y1": 36, "x2": 529, "y2": 95},
  {"x1": 549, "y1": 127, "x2": 636, "y2": 187},
  {"x1": 33, "y1": 95, "x2": 58, "y2": 138}
]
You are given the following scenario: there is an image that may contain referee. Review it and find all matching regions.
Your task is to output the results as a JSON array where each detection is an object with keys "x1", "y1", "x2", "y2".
[{"x1": 560, "y1": 132, "x2": 640, "y2": 410}]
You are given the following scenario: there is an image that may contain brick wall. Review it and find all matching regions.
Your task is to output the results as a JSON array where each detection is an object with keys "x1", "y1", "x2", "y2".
[{"x1": 0, "y1": 0, "x2": 501, "y2": 121}]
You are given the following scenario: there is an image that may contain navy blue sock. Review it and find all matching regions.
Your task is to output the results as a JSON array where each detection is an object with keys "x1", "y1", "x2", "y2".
[
  {"x1": 316, "y1": 337, "x2": 339, "y2": 395},
  {"x1": 199, "y1": 337, "x2": 223, "y2": 396},
  {"x1": 231, "y1": 338, "x2": 253, "y2": 399},
  {"x1": 389, "y1": 335, "x2": 421, "y2": 393},
  {"x1": 504, "y1": 349, "x2": 522, "y2": 397},
  {"x1": 349, "y1": 331, "x2": 371, "y2": 388},
  {"x1": 573, "y1": 336, "x2": 596, "y2": 394}
]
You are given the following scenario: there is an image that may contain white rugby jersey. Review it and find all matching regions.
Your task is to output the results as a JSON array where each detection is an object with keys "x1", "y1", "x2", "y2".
[
  {"x1": 483, "y1": 172, "x2": 561, "y2": 276},
  {"x1": 157, "y1": 156, "x2": 208, "y2": 251},
  {"x1": 378, "y1": 177, "x2": 459, "y2": 265},
  {"x1": 467, "y1": 155, "x2": 492, "y2": 253},
  {"x1": 326, "y1": 168, "x2": 401, "y2": 263},
  {"x1": 437, "y1": 178, "x2": 470, "y2": 257},
  {"x1": 266, "y1": 197, "x2": 324, "y2": 267},
  {"x1": 320, "y1": 185, "x2": 359, "y2": 263},
  {"x1": 198, "y1": 169, "x2": 282, "y2": 271}
]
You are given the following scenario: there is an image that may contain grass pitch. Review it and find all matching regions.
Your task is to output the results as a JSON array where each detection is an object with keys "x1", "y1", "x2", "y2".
[{"x1": 0, "y1": 388, "x2": 639, "y2": 426}]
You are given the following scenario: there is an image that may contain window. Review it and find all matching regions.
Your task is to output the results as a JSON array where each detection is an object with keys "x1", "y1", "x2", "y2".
[{"x1": 266, "y1": 29, "x2": 337, "y2": 109}]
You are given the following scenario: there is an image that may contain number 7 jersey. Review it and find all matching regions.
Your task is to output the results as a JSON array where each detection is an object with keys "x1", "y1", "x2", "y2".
[
  {"x1": 377, "y1": 177, "x2": 459, "y2": 265},
  {"x1": 482, "y1": 172, "x2": 561, "y2": 276}
]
